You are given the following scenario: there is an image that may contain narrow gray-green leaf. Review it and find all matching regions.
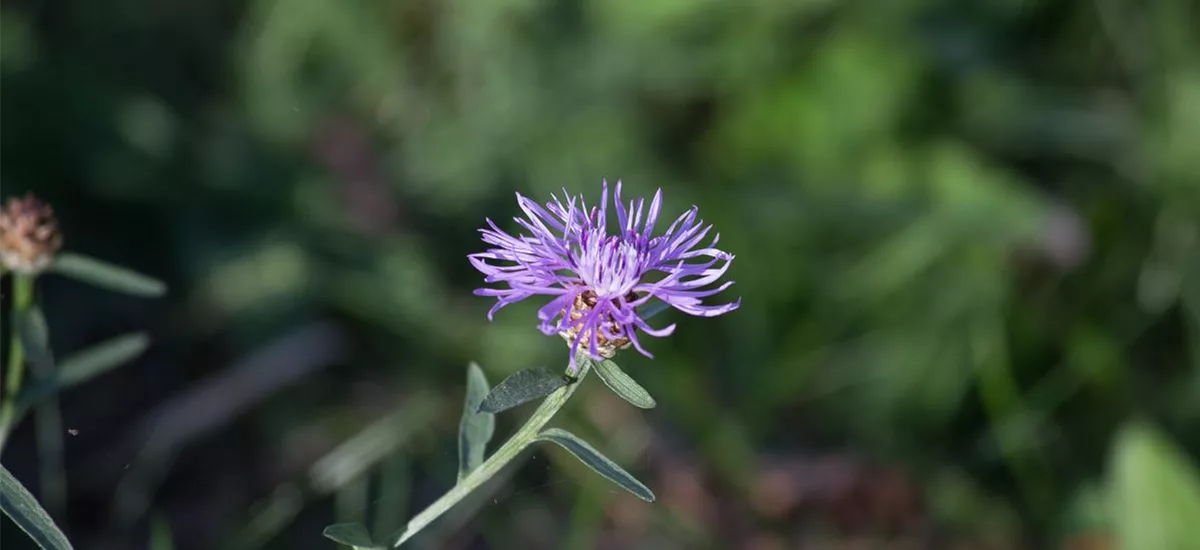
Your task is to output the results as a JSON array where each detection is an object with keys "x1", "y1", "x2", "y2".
[
  {"x1": 458, "y1": 363, "x2": 495, "y2": 481},
  {"x1": 536, "y1": 428, "x2": 655, "y2": 502},
  {"x1": 16, "y1": 307, "x2": 54, "y2": 372},
  {"x1": 322, "y1": 523, "x2": 380, "y2": 549},
  {"x1": 17, "y1": 333, "x2": 150, "y2": 410},
  {"x1": 50, "y1": 253, "x2": 166, "y2": 297},
  {"x1": 478, "y1": 368, "x2": 571, "y2": 414},
  {"x1": 593, "y1": 359, "x2": 656, "y2": 409},
  {"x1": 1, "y1": 464, "x2": 75, "y2": 550}
]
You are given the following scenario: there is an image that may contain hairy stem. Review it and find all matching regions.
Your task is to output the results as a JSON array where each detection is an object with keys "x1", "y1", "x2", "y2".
[
  {"x1": 0, "y1": 274, "x2": 35, "y2": 454},
  {"x1": 393, "y1": 360, "x2": 591, "y2": 547}
]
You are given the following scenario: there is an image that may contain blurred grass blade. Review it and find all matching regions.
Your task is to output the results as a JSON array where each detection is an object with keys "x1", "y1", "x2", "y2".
[
  {"x1": 149, "y1": 514, "x2": 174, "y2": 550},
  {"x1": 0, "y1": 464, "x2": 75, "y2": 550},
  {"x1": 478, "y1": 368, "x2": 570, "y2": 414},
  {"x1": 17, "y1": 307, "x2": 54, "y2": 372},
  {"x1": 636, "y1": 300, "x2": 670, "y2": 320},
  {"x1": 323, "y1": 523, "x2": 380, "y2": 549},
  {"x1": 50, "y1": 252, "x2": 166, "y2": 297},
  {"x1": 309, "y1": 392, "x2": 441, "y2": 493},
  {"x1": 335, "y1": 476, "x2": 369, "y2": 528},
  {"x1": 372, "y1": 454, "x2": 409, "y2": 543},
  {"x1": 225, "y1": 484, "x2": 304, "y2": 550},
  {"x1": 17, "y1": 333, "x2": 150, "y2": 411},
  {"x1": 835, "y1": 219, "x2": 947, "y2": 300},
  {"x1": 593, "y1": 359, "x2": 656, "y2": 409},
  {"x1": 1110, "y1": 421, "x2": 1200, "y2": 550},
  {"x1": 536, "y1": 428, "x2": 655, "y2": 502},
  {"x1": 458, "y1": 363, "x2": 495, "y2": 482}
]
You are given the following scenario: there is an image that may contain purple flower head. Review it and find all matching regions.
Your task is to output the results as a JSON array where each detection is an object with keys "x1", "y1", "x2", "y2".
[{"x1": 469, "y1": 180, "x2": 739, "y2": 372}]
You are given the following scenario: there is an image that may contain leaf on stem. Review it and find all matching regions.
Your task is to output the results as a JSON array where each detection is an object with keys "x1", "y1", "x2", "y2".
[
  {"x1": 1, "y1": 464, "x2": 75, "y2": 550},
  {"x1": 323, "y1": 523, "x2": 381, "y2": 549},
  {"x1": 16, "y1": 333, "x2": 150, "y2": 411},
  {"x1": 536, "y1": 428, "x2": 655, "y2": 502},
  {"x1": 50, "y1": 253, "x2": 166, "y2": 297},
  {"x1": 458, "y1": 363, "x2": 495, "y2": 481},
  {"x1": 478, "y1": 367, "x2": 571, "y2": 414},
  {"x1": 593, "y1": 359, "x2": 656, "y2": 409}
]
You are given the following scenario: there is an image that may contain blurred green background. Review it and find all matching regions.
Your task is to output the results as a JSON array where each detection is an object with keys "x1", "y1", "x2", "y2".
[{"x1": 3, "y1": 0, "x2": 1200, "y2": 548}]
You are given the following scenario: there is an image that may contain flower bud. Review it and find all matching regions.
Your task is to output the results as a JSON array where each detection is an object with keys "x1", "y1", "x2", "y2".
[{"x1": 0, "y1": 193, "x2": 63, "y2": 274}]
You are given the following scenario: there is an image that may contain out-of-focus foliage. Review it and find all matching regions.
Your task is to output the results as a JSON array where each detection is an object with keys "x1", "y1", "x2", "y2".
[
  {"x1": 1110, "y1": 422, "x2": 1200, "y2": 550},
  {"x1": 2, "y1": 0, "x2": 1199, "y2": 548}
]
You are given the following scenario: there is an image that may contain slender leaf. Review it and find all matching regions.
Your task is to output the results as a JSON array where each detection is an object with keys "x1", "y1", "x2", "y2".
[
  {"x1": 16, "y1": 333, "x2": 150, "y2": 411},
  {"x1": 478, "y1": 368, "x2": 571, "y2": 414},
  {"x1": 16, "y1": 307, "x2": 54, "y2": 372},
  {"x1": 593, "y1": 359, "x2": 656, "y2": 409},
  {"x1": 0, "y1": 464, "x2": 75, "y2": 550},
  {"x1": 536, "y1": 428, "x2": 655, "y2": 502},
  {"x1": 322, "y1": 523, "x2": 380, "y2": 549},
  {"x1": 458, "y1": 363, "x2": 495, "y2": 481},
  {"x1": 1110, "y1": 422, "x2": 1200, "y2": 550},
  {"x1": 50, "y1": 253, "x2": 166, "y2": 297}
]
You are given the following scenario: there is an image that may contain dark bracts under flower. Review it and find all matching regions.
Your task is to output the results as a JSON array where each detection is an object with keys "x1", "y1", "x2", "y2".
[
  {"x1": 0, "y1": 193, "x2": 63, "y2": 274},
  {"x1": 469, "y1": 180, "x2": 739, "y2": 372}
]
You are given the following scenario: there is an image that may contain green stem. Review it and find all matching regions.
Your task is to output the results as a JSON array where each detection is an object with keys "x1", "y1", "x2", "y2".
[
  {"x1": 392, "y1": 360, "x2": 591, "y2": 547},
  {"x1": 0, "y1": 274, "x2": 35, "y2": 454}
]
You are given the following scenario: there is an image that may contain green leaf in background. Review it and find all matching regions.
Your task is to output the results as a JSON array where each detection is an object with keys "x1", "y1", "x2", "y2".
[
  {"x1": 458, "y1": 363, "x2": 495, "y2": 482},
  {"x1": 322, "y1": 523, "x2": 380, "y2": 549},
  {"x1": 0, "y1": 464, "x2": 75, "y2": 550},
  {"x1": 50, "y1": 252, "x2": 167, "y2": 297},
  {"x1": 16, "y1": 307, "x2": 54, "y2": 372},
  {"x1": 16, "y1": 333, "x2": 150, "y2": 411},
  {"x1": 593, "y1": 359, "x2": 656, "y2": 409},
  {"x1": 149, "y1": 513, "x2": 175, "y2": 550},
  {"x1": 1110, "y1": 422, "x2": 1200, "y2": 550},
  {"x1": 536, "y1": 428, "x2": 655, "y2": 503},
  {"x1": 636, "y1": 300, "x2": 671, "y2": 321},
  {"x1": 478, "y1": 368, "x2": 571, "y2": 414}
]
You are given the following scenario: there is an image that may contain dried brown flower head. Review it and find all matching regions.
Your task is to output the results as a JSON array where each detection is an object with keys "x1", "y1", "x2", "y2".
[{"x1": 0, "y1": 193, "x2": 63, "y2": 274}]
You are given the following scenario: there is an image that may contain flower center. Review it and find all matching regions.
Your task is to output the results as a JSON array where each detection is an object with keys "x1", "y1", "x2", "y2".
[
  {"x1": 560, "y1": 289, "x2": 640, "y2": 359},
  {"x1": 575, "y1": 232, "x2": 644, "y2": 298}
]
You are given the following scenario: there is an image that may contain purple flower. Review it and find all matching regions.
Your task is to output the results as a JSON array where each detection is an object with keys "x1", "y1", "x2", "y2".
[{"x1": 469, "y1": 180, "x2": 739, "y2": 372}]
